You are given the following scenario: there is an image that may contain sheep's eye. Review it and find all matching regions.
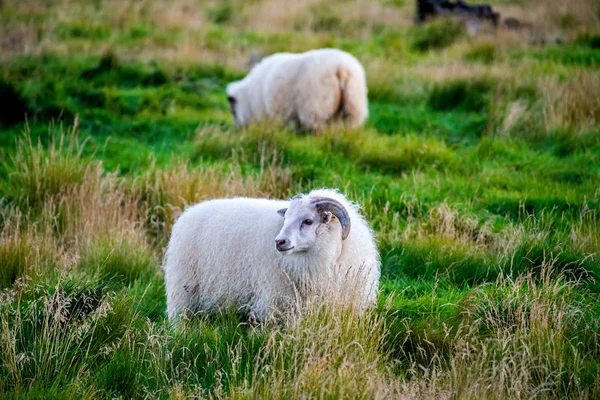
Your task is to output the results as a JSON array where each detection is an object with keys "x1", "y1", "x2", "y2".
[{"x1": 302, "y1": 219, "x2": 313, "y2": 226}]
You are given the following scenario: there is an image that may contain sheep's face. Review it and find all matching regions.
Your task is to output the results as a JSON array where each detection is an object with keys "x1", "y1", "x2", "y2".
[
  {"x1": 274, "y1": 199, "x2": 341, "y2": 255},
  {"x1": 225, "y1": 82, "x2": 248, "y2": 127},
  {"x1": 227, "y1": 95, "x2": 237, "y2": 122}
]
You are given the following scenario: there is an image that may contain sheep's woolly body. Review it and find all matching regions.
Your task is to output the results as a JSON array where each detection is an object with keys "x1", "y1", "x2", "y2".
[
  {"x1": 164, "y1": 189, "x2": 380, "y2": 322},
  {"x1": 226, "y1": 48, "x2": 368, "y2": 131}
]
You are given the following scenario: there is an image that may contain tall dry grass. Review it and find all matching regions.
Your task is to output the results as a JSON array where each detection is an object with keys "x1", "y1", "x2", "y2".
[
  {"x1": 382, "y1": 261, "x2": 600, "y2": 399},
  {"x1": 495, "y1": 0, "x2": 600, "y2": 37},
  {"x1": 446, "y1": 261, "x2": 599, "y2": 399},
  {"x1": 487, "y1": 69, "x2": 600, "y2": 148},
  {"x1": 0, "y1": 206, "x2": 62, "y2": 289},
  {"x1": 542, "y1": 70, "x2": 600, "y2": 133},
  {"x1": 217, "y1": 309, "x2": 398, "y2": 399},
  {"x1": 6, "y1": 119, "x2": 91, "y2": 209}
]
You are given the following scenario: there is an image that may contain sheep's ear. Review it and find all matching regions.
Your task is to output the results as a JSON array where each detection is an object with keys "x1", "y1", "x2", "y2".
[
  {"x1": 277, "y1": 208, "x2": 287, "y2": 217},
  {"x1": 321, "y1": 211, "x2": 333, "y2": 224}
]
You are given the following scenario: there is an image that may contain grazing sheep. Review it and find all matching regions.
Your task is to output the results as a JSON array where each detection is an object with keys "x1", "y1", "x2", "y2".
[
  {"x1": 164, "y1": 189, "x2": 380, "y2": 322},
  {"x1": 226, "y1": 48, "x2": 369, "y2": 132}
]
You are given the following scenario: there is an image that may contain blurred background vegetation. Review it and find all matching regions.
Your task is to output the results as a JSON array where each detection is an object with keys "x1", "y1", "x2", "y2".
[{"x1": 0, "y1": 0, "x2": 599, "y2": 398}]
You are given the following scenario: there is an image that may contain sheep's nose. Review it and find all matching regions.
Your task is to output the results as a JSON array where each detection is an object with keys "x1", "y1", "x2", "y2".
[{"x1": 275, "y1": 239, "x2": 287, "y2": 251}]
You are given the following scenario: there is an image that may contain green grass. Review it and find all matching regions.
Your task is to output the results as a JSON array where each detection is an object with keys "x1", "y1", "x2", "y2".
[
  {"x1": 410, "y1": 17, "x2": 464, "y2": 52},
  {"x1": 1, "y1": 0, "x2": 600, "y2": 398}
]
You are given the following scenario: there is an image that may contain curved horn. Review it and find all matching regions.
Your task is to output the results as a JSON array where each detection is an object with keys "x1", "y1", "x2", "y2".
[{"x1": 311, "y1": 197, "x2": 351, "y2": 240}]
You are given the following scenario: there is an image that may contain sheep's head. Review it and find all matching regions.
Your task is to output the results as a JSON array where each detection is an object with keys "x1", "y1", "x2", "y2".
[
  {"x1": 275, "y1": 195, "x2": 351, "y2": 254},
  {"x1": 225, "y1": 81, "x2": 247, "y2": 127},
  {"x1": 227, "y1": 95, "x2": 236, "y2": 120}
]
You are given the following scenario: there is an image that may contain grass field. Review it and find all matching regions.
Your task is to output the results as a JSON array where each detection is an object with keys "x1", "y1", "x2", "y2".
[{"x1": 1, "y1": 0, "x2": 599, "y2": 398}]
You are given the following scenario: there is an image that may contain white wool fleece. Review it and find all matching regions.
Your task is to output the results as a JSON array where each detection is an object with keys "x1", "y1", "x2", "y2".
[
  {"x1": 163, "y1": 189, "x2": 380, "y2": 322},
  {"x1": 226, "y1": 48, "x2": 369, "y2": 131}
]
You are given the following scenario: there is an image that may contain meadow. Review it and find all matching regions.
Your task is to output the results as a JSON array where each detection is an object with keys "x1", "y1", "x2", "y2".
[{"x1": 0, "y1": 0, "x2": 599, "y2": 398}]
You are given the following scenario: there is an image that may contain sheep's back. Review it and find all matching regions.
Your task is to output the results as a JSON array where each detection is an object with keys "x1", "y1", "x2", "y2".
[{"x1": 164, "y1": 198, "x2": 289, "y2": 313}]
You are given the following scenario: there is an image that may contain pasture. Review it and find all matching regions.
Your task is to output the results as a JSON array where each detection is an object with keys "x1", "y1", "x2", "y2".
[{"x1": 0, "y1": 0, "x2": 599, "y2": 398}]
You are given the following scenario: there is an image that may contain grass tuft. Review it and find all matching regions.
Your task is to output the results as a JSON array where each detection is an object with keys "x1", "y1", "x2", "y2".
[
  {"x1": 5, "y1": 119, "x2": 92, "y2": 209},
  {"x1": 78, "y1": 237, "x2": 157, "y2": 285},
  {"x1": 464, "y1": 42, "x2": 497, "y2": 64},
  {"x1": 428, "y1": 79, "x2": 492, "y2": 113},
  {"x1": 0, "y1": 206, "x2": 60, "y2": 289},
  {"x1": 411, "y1": 18, "x2": 464, "y2": 52}
]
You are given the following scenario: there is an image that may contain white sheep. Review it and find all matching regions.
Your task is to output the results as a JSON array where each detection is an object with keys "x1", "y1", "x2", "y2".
[
  {"x1": 226, "y1": 48, "x2": 369, "y2": 132},
  {"x1": 164, "y1": 188, "x2": 380, "y2": 322}
]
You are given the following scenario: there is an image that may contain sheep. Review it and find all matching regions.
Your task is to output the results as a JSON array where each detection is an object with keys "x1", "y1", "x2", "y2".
[
  {"x1": 163, "y1": 188, "x2": 380, "y2": 323},
  {"x1": 226, "y1": 48, "x2": 369, "y2": 132}
]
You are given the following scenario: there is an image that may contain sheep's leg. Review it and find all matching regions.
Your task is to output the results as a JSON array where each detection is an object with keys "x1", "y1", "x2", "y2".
[{"x1": 166, "y1": 283, "x2": 196, "y2": 321}]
